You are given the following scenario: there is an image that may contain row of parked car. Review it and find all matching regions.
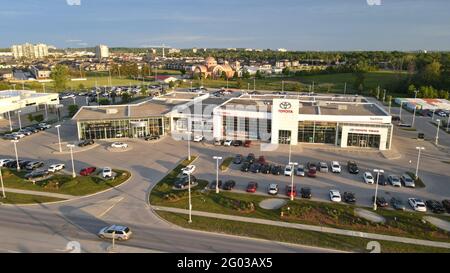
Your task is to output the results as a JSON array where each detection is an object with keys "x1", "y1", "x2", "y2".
[{"x1": 2, "y1": 123, "x2": 52, "y2": 141}]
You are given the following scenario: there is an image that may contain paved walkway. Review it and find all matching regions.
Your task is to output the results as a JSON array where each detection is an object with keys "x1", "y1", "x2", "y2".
[
  {"x1": 153, "y1": 206, "x2": 450, "y2": 250},
  {"x1": 4, "y1": 188, "x2": 75, "y2": 200}
]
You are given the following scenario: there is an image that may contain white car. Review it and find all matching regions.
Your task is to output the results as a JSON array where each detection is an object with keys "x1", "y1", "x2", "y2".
[
  {"x1": 295, "y1": 165, "x2": 305, "y2": 176},
  {"x1": 331, "y1": 161, "x2": 341, "y2": 173},
  {"x1": 193, "y1": 135, "x2": 204, "y2": 142},
  {"x1": 111, "y1": 142, "x2": 128, "y2": 148},
  {"x1": 408, "y1": 198, "x2": 427, "y2": 212},
  {"x1": 12, "y1": 132, "x2": 25, "y2": 139},
  {"x1": 329, "y1": 190, "x2": 342, "y2": 202},
  {"x1": 319, "y1": 162, "x2": 329, "y2": 172},
  {"x1": 363, "y1": 172, "x2": 375, "y2": 184},
  {"x1": 98, "y1": 225, "x2": 132, "y2": 241},
  {"x1": 0, "y1": 159, "x2": 12, "y2": 167},
  {"x1": 48, "y1": 163, "x2": 65, "y2": 173},
  {"x1": 182, "y1": 165, "x2": 196, "y2": 175},
  {"x1": 267, "y1": 184, "x2": 279, "y2": 195},
  {"x1": 388, "y1": 175, "x2": 402, "y2": 187},
  {"x1": 284, "y1": 165, "x2": 293, "y2": 176},
  {"x1": 102, "y1": 167, "x2": 113, "y2": 178},
  {"x1": 223, "y1": 139, "x2": 233, "y2": 146}
]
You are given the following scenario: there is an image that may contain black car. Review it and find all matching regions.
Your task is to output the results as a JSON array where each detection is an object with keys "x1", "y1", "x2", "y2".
[
  {"x1": 233, "y1": 154, "x2": 243, "y2": 164},
  {"x1": 347, "y1": 161, "x2": 359, "y2": 174},
  {"x1": 246, "y1": 153, "x2": 255, "y2": 164},
  {"x1": 426, "y1": 200, "x2": 446, "y2": 214},
  {"x1": 443, "y1": 200, "x2": 450, "y2": 213},
  {"x1": 373, "y1": 196, "x2": 389, "y2": 207},
  {"x1": 240, "y1": 162, "x2": 251, "y2": 172},
  {"x1": 377, "y1": 173, "x2": 388, "y2": 185},
  {"x1": 25, "y1": 126, "x2": 40, "y2": 133},
  {"x1": 79, "y1": 139, "x2": 95, "y2": 147},
  {"x1": 300, "y1": 187, "x2": 312, "y2": 199},
  {"x1": 260, "y1": 164, "x2": 271, "y2": 174},
  {"x1": 233, "y1": 140, "x2": 243, "y2": 146},
  {"x1": 19, "y1": 160, "x2": 33, "y2": 169},
  {"x1": 209, "y1": 180, "x2": 223, "y2": 190},
  {"x1": 271, "y1": 165, "x2": 282, "y2": 175},
  {"x1": 144, "y1": 135, "x2": 160, "y2": 141},
  {"x1": 250, "y1": 163, "x2": 262, "y2": 173},
  {"x1": 222, "y1": 180, "x2": 236, "y2": 190},
  {"x1": 5, "y1": 160, "x2": 21, "y2": 168},
  {"x1": 24, "y1": 170, "x2": 50, "y2": 180},
  {"x1": 174, "y1": 175, "x2": 197, "y2": 189},
  {"x1": 391, "y1": 197, "x2": 406, "y2": 210},
  {"x1": 343, "y1": 192, "x2": 356, "y2": 203}
]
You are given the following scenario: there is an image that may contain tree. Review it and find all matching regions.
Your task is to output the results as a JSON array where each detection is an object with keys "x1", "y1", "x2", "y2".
[
  {"x1": 293, "y1": 82, "x2": 302, "y2": 92},
  {"x1": 34, "y1": 114, "x2": 44, "y2": 123},
  {"x1": 121, "y1": 93, "x2": 131, "y2": 104},
  {"x1": 140, "y1": 85, "x2": 147, "y2": 96},
  {"x1": 98, "y1": 98, "x2": 110, "y2": 105},
  {"x1": 27, "y1": 114, "x2": 34, "y2": 122},
  {"x1": 51, "y1": 65, "x2": 70, "y2": 91},
  {"x1": 68, "y1": 105, "x2": 79, "y2": 117},
  {"x1": 168, "y1": 81, "x2": 176, "y2": 89},
  {"x1": 78, "y1": 83, "x2": 85, "y2": 90},
  {"x1": 282, "y1": 67, "x2": 290, "y2": 76},
  {"x1": 255, "y1": 70, "x2": 263, "y2": 79},
  {"x1": 421, "y1": 61, "x2": 441, "y2": 84},
  {"x1": 180, "y1": 68, "x2": 186, "y2": 75}
]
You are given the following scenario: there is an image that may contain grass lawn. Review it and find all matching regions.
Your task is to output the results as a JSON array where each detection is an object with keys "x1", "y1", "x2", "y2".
[
  {"x1": 220, "y1": 157, "x2": 233, "y2": 171},
  {"x1": 0, "y1": 192, "x2": 64, "y2": 204},
  {"x1": 157, "y1": 211, "x2": 449, "y2": 253},
  {"x1": 1, "y1": 168, "x2": 131, "y2": 196}
]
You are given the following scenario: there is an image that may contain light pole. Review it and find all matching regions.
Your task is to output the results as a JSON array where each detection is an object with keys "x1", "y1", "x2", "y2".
[
  {"x1": 67, "y1": 144, "x2": 76, "y2": 178},
  {"x1": 188, "y1": 173, "x2": 192, "y2": 223},
  {"x1": 55, "y1": 125, "x2": 62, "y2": 153},
  {"x1": 435, "y1": 119, "x2": 441, "y2": 145},
  {"x1": 411, "y1": 90, "x2": 418, "y2": 128},
  {"x1": 7, "y1": 111, "x2": 12, "y2": 131},
  {"x1": 287, "y1": 137, "x2": 292, "y2": 164},
  {"x1": 431, "y1": 108, "x2": 436, "y2": 121},
  {"x1": 213, "y1": 156, "x2": 222, "y2": 194},
  {"x1": 17, "y1": 110, "x2": 22, "y2": 130},
  {"x1": 0, "y1": 166, "x2": 6, "y2": 198},
  {"x1": 415, "y1": 147, "x2": 425, "y2": 178},
  {"x1": 12, "y1": 140, "x2": 19, "y2": 171},
  {"x1": 399, "y1": 101, "x2": 404, "y2": 121},
  {"x1": 44, "y1": 104, "x2": 48, "y2": 121},
  {"x1": 186, "y1": 131, "x2": 192, "y2": 161},
  {"x1": 373, "y1": 169, "x2": 384, "y2": 211},
  {"x1": 289, "y1": 162, "x2": 298, "y2": 201}
]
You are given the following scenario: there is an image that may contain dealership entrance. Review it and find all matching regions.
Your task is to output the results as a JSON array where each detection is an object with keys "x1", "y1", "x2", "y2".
[
  {"x1": 278, "y1": 130, "x2": 291, "y2": 144},
  {"x1": 346, "y1": 133, "x2": 381, "y2": 148}
]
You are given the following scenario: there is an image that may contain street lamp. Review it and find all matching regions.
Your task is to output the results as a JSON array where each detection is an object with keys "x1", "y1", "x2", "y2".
[
  {"x1": 67, "y1": 144, "x2": 76, "y2": 178},
  {"x1": 7, "y1": 111, "x2": 12, "y2": 131},
  {"x1": 188, "y1": 173, "x2": 192, "y2": 223},
  {"x1": 415, "y1": 147, "x2": 425, "y2": 178},
  {"x1": 399, "y1": 101, "x2": 404, "y2": 121},
  {"x1": 287, "y1": 137, "x2": 292, "y2": 164},
  {"x1": 411, "y1": 90, "x2": 419, "y2": 128},
  {"x1": 186, "y1": 131, "x2": 192, "y2": 161},
  {"x1": 17, "y1": 110, "x2": 22, "y2": 130},
  {"x1": 11, "y1": 140, "x2": 20, "y2": 171},
  {"x1": 435, "y1": 119, "x2": 441, "y2": 145},
  {"x1": 289, "y1": 162, "x2": 298, "y2": 201},
  {"x1": 373, "y1": 169, "x2": 384, "y2": 211},
  {"x1": 0, "y1": 165, "x2": 6, "y2": 198},
  {"x1": 55, "y1": 125, "x2": 62, "y2": 153},
  {"x1": 213, "y1": 156, "x2": 222, "y2": 194}
]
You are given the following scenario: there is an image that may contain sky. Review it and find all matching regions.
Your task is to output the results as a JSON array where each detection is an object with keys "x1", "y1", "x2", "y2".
[{"x1": 1, "y1": 0, "x2": 450, "y2": 50}]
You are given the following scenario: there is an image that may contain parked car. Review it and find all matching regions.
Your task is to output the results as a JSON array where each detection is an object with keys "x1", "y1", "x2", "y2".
[
  {"x1": 102, "y1": 167, "x2": 113, "y2": 178},
  {"x1": 307, "y1": 162, "x2": 317, "y2": 171},
  {"x1": 426, "y1": 200, "x2": 446, "y2": 214},
  {"x1": 307, "y1": 167, "x2": 317, "y2": 177},
  {"x1": 443, "y1": 200, "x2": 450, "y2": 213},
  {"x1": 260, "y1": 164, "x2": 271, "y2": 174},
  {"x1": 174, "y1": 175, "x2": 196, "y2": 189},
  {"x1": 390, "y1": 197, "x2": 406, "y2": 210},
  {"x1": 331, "y1": 161, "x2": 341, "y2": 173},
  {"x1": 388, "y1": 175, "x2": 402, "y2": 187},
  {"x1": 244, "y1": 140, "x2": 252, "y2": 147},
  {"x1": 222, "y1": 180, "x2": 236, "y2": 190},
  {"x1": 213, "y1": 138, "x2": 222, "y2": 146},
  {"x1": 144, "y1": 135, "x2": 160, "y2": 141},
  {"x1": 250, "y1": 163, "x2": 262, "y2": 173},
  {"x1": 329, "y1": 190, "x2": 342, "y2": 202},
  {"x1": 267, "y1": 183, "x2": 279, "y2": 195},
  {"x1": 284, "y1": 165, "x2": 293, "y2": 176},
  {"x1": 377, "y1": 173, "x2": 387, "y2": 185},
  {"x1": 79, "y1": 139, "x2": 94, "y2": 147},
  {"x1": 3, "y1": 134, "x2": 20, "y2": 140},
  {"x1": 98, "y1": 225, "x2": 132, "y2": 241},
  {"x1": 19, "y1": 160, "x2": 32, "y2": 169},
  {"x1": 233, "y1": 154, "x2": 243, "y2": 164},
  {"x1": 257, "y1": 156, "x2": 266, "y2": 165},
  {"x1": 343, "y1": 192, "x2": 356, "y2": 204},
  {"x1": 246, "y1": 182, "x2": 258, "y2": 193},
  {"x1": 25, "y1": 161, "x2": 44, "y2": 170},
  {"x1": 223, "y1": 139, "x2": 233, "y2": 146},
  {"x1": 18, "y1": 129, "x2": 32, "y2": 136},
  {"x1": 80, "y1": 167, "x2": 96, "y2": 176},
  {"x1": 240, "y1": 162, "x2": 251, "y2": 172},
  {"x1": 373, "y1": 196, "x2": 389, "y2": 207},
  {"x1": 246, "y1": 153, "x2": 255, "y2": 164},
  {"x1": 233, "y1": 140, "x2": 243, "y2": 146},
  {"x1": 209, "y1": 179, "x2": 223, "y2": 190},
  {"x1": 37, "y1": 123, "x2": 52, "y2": 130},
  {"x1": 193, "y1": 135, "x2": 204, "y2": 142},
  {"x1": 363, "y1": 172, "x2": 375, "y2": 184},
  {"x1": 401, "y1": 173, "x2": 415, "y2": 188},
  {"x1": 48, "y1": 164, "x2": 65, "y2": 173},
  {"x1": 318, "y1": 162, "x2": 328, "y2": 172},
  {"x1": 347, "y1": 161, "x2": 359, "y2": 174},
  {"x1": 181, "y1": 165, "x2": 196, "y2": 175},
  {"x1": 24, "y1": 169, "x2": 50, "y2": 180},
  {"x1": 271, "y1": 165, "x2": 282, "y2": 175},
  {"x1": 286, "y1": 185, "x2": 297, "y2": 198},
  {"x1": 408, "y1": 198, "x2": 427, "y2": 212},
  {"x1": 0, "y1": 159, "x2": 12, "y2": 167},
  {"x1": 111, "y1": 142, "x2": 128, "y2": 149},
  {"x1": 300, "y1": 187, "x2": 312, "y2": 199}
]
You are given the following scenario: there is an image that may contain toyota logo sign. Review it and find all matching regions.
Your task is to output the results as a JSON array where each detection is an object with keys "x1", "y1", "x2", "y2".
[{"x1": 279, "y1": 102, "x2": 292, "y2": 109}]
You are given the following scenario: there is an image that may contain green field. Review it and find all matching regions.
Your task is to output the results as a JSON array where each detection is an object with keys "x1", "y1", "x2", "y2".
[
  {"x1": 1, "y1": 168, "x2": 131, "y2": 196},
  {"x1": 0, "y1": 192, "x2": 64, "y2": 204}
]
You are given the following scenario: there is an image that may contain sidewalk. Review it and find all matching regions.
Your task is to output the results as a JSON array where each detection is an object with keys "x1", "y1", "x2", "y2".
[
  {"x1": 153, "y1": 206, "x2": 450, "y2": 250},
  {"x1": 4, "y1": 188, "x2": 75, "y2": 200}
]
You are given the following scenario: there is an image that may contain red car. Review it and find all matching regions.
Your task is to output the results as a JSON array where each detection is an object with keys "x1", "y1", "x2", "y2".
[
  {"x1": 286, "y1": 185, "x2": 297, "y2": 198},
  {"x1": 244, "y1": 140, "x2": 252, "y2": 147},
  {"x1": 246, "y1": 182, "x2": 258, "y2": 193},
  {"x1": 307, "y1": 168, "x2": 317, "y2": 177},
  {"x1": 80, "y1": 167, "x2": 96, "y2": 176},
  {"x1": 257, "y1": 156, "x2": 266, "y2": 165}
]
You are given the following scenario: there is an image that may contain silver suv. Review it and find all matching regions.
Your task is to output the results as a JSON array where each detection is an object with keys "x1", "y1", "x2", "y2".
[{"x1": 98, "y1": 225, "x2": 132, "y2": 241}]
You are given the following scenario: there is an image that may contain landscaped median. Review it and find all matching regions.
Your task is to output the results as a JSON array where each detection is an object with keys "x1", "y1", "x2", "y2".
[
  {"x1": 1, "y1": 168, "x2": 131, "y2": 202},
  {"x1": 219, "y1": 157, "x2": 233, "y2": 171},
  {"x1": 149, "y1": 165, "x2": 450, "y2": 252},
  {"x1": 0, "y1": 192, "x2": 65, "y2": 205}
]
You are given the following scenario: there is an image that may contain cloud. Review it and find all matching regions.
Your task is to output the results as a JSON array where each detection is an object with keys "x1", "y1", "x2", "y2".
[
  {"x1": 66, "y1": 39, "x2": 83, "y2": 43},
  {"x1": 66, "y1": 0, "x2": 81, "y2": 6}
]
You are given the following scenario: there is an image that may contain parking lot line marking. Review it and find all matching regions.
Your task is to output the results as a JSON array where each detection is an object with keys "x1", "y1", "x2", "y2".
[{"x1": 98, "y1": 196, "x2": 124, "y2": 218}]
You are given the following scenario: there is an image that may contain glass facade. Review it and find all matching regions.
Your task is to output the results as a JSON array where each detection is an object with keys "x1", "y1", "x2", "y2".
[
  {"x1": 298, "y1": 121, "x2": 337, "y2": 144},
  {"x1": 222, "y1": 116, "x2": 271, "y2": 140},
  {"x1": 79, "y1": 117, "x2": 168, "y2": 140},
  {"x1": 347, "y1": 133, "x2": 381, "y2": 148}
]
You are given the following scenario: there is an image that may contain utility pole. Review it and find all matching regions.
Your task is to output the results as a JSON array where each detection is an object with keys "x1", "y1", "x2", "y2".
[
  {"x1": 415, "y1": 147, "x2": 425, "y2": 178},
  {"x1": 373, "y1": 169, "x2": 384, "y2": 211},
  {"x1": 0, "y1": 166, "x2": 6, "y2": 198},
  {"x1": 213, "y1": 156, "x2": 222, "y2": 194}
]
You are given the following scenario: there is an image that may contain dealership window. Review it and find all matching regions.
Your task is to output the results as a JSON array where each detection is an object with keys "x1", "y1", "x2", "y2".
[
  {"x1": 298, "y1": 121, "x2": 336, "y2": 144},
  {"x1": 347, "y1": 133, "x2": 381, "y2": 148}
]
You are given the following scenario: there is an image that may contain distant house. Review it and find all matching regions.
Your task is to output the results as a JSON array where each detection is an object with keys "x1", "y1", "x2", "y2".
[
  {"x1": 29, "y1": 65, "x2": 51, "y2": 79},
  {"x1": 154, "y1": 75, "x2": 178, "y2": 84}
]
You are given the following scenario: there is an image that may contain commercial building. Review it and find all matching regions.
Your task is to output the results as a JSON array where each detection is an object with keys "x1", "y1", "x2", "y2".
[
  {"x1": 0, "y1": 90, "x2": 60, "y2": 119},
  {"x1": 11, "y1": 43, "x2": 49, "y2": 59},
  {"x1": 72, "y1": 91, "x2": 393, "y2": 150},
  {"x1": 95, "y1": 45, "x2": 109, "y2": 59},
  {"x1": 29, "y1": 65, "x2": 51, "y2": 79},
  {"x1": 394, "y1": 98, "x2": 450, "y2": 111}
]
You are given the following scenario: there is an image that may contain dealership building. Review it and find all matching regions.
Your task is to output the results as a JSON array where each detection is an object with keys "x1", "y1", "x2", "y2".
[
  {"x1": 0, "y1": 89, "x2": 60, "y2": 120},
  {"x1": 73, "y1": 91, "x2": 393, "y2": 150}
]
